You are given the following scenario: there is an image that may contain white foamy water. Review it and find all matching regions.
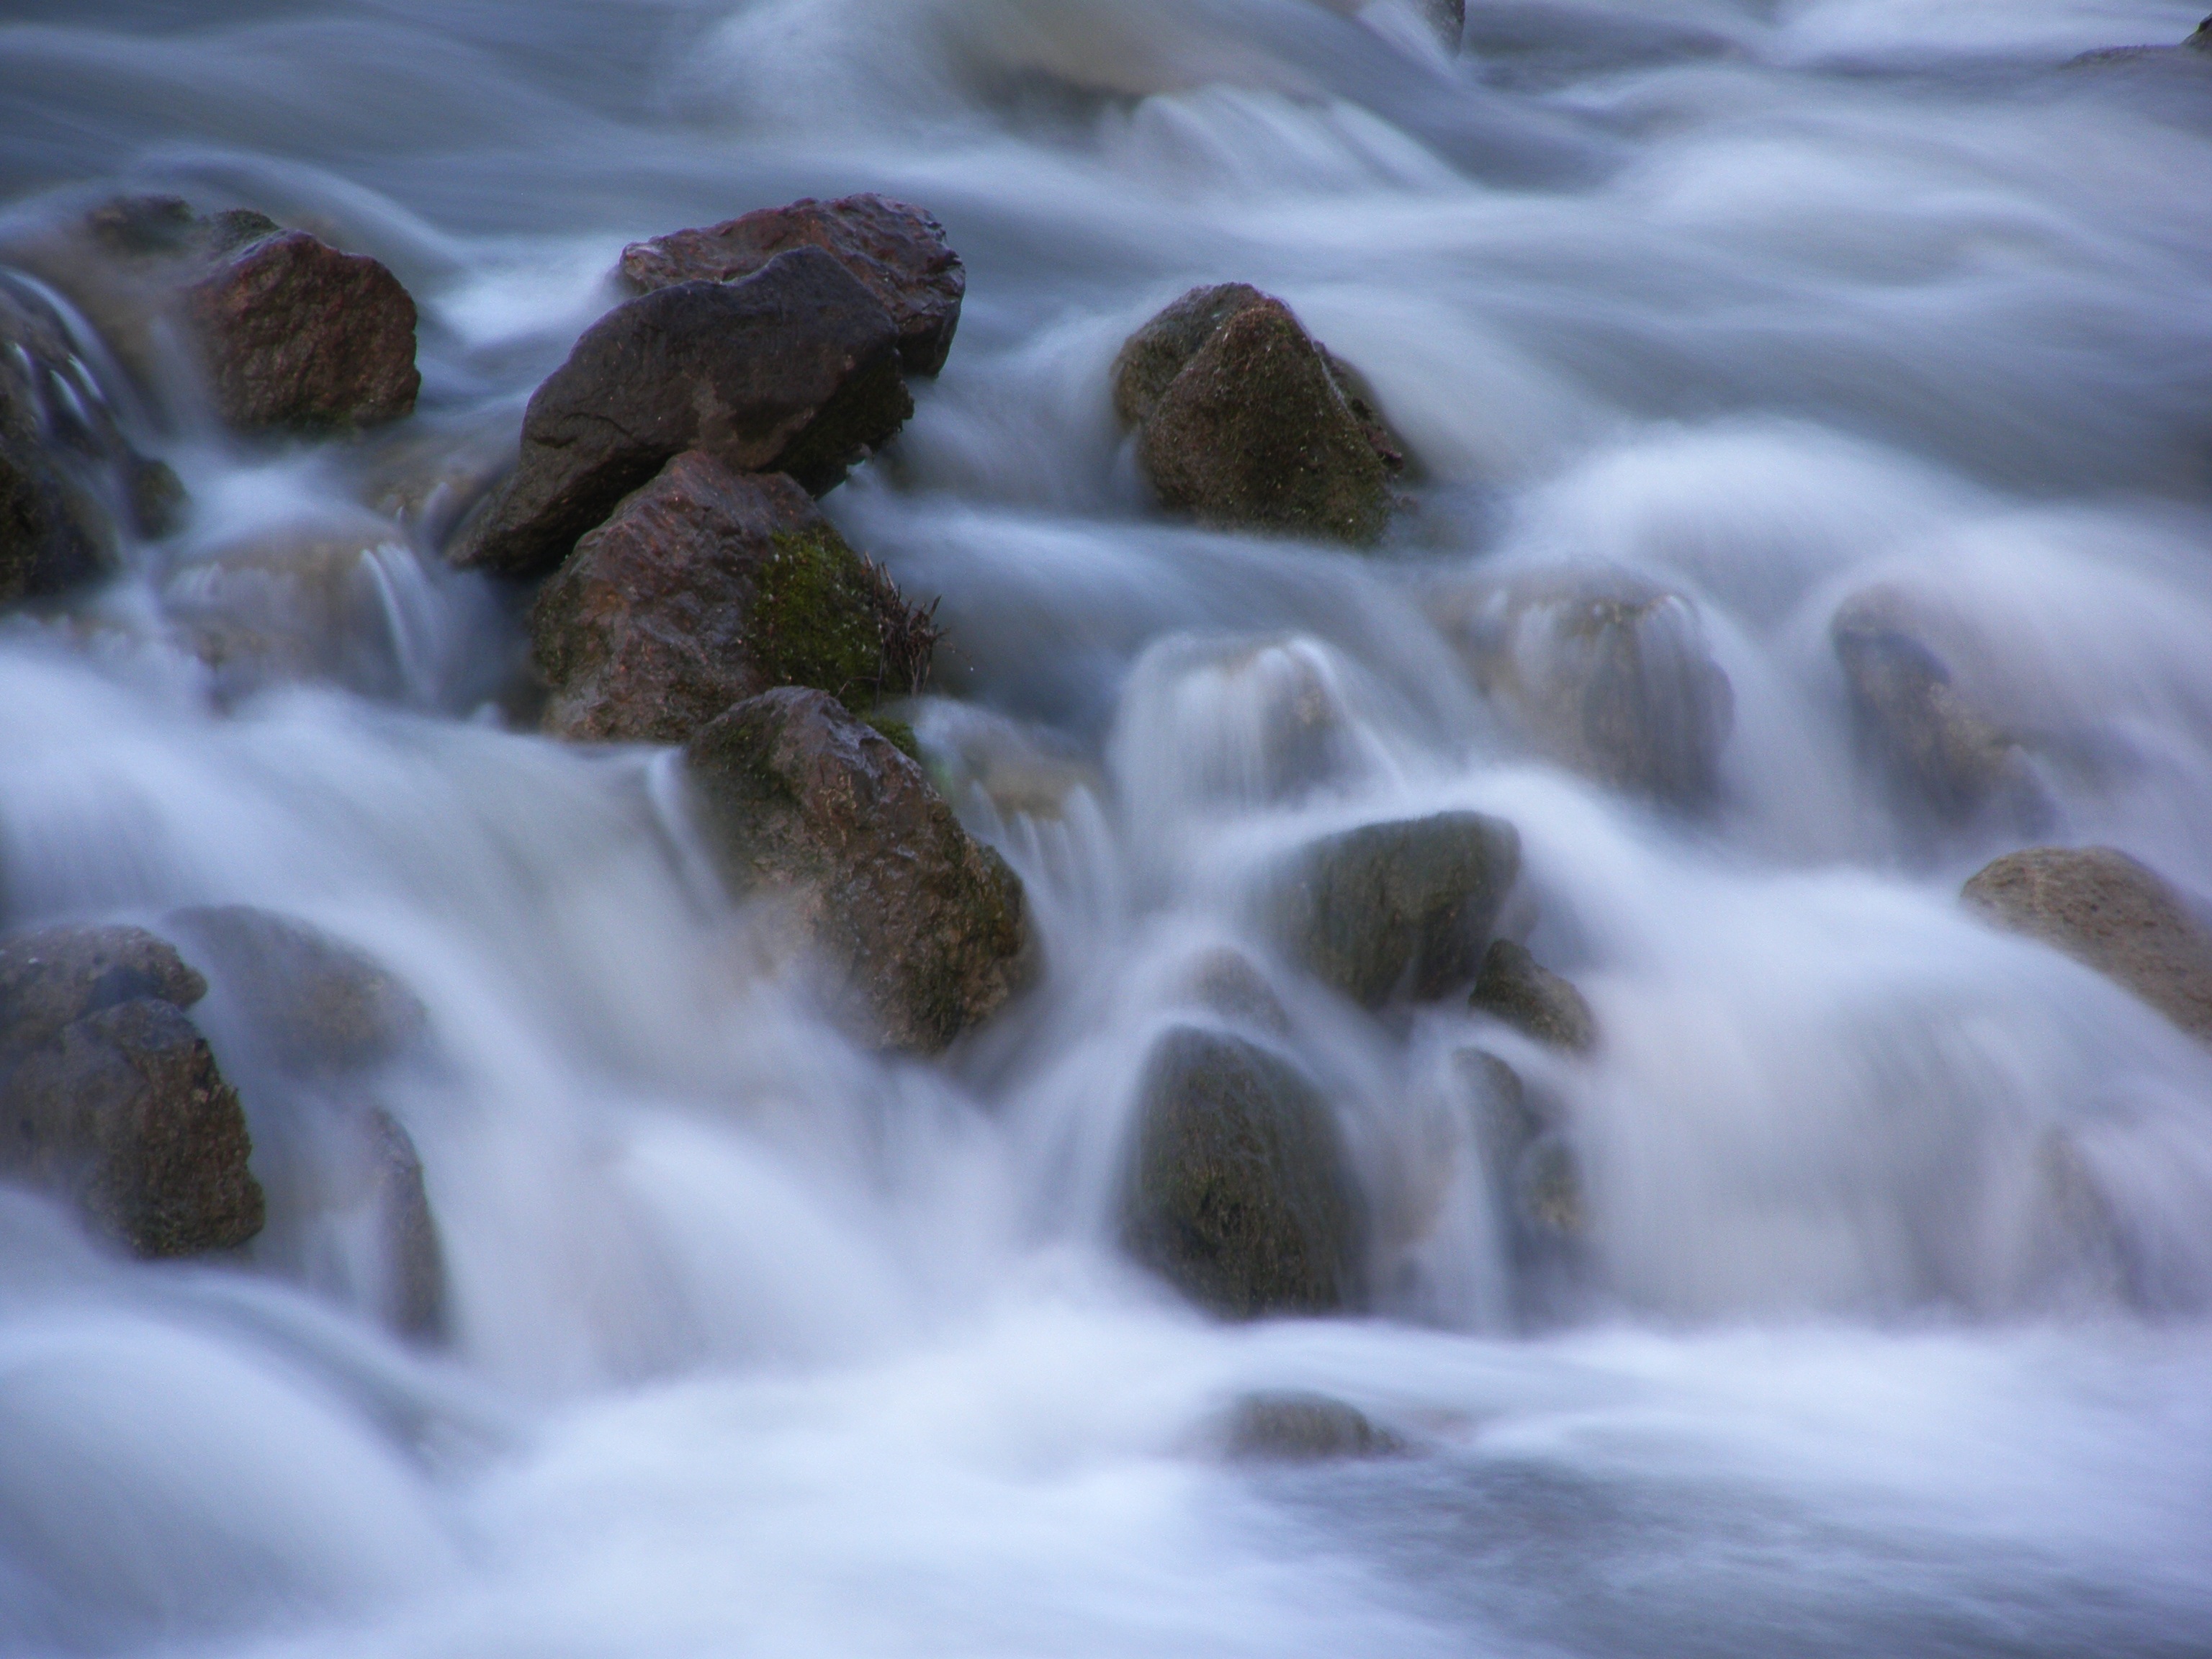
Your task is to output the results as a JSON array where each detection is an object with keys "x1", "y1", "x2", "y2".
[{"x1": 3, "y1": 1, "x2": 2212, "y2": 1654}]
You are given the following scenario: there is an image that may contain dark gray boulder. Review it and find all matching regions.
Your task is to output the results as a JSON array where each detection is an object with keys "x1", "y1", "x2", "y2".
[
  {"x1": 447, "y1": 248, "x2": 912, "y2": 580},
  {"x1": 1112, "y1": 284, "x2": 1403, "y2": 546},
  {"x1": 162, "y1": 905, "x2": 428, "y2": 1076},
  {"x1": 619, "y1": 194, "x2": 964, "y2": 377},
  {"x1": 529, "y1": 451, "x2": 936, "y2": 744},
  {"x1": 1120, "y1": 1025, "x2": 1364, "y2": 1319},
  {"x1": 1436, "y1": 571, "x2": 1734, "y2": 809},
  {"x1": 685, "y1": 688, "x2": 1027, "y2": 1053},
  {"x1": 1469, "y1": 939, "x2": 1597, "y2": 1053},
  {"x1": 1, "y1": 996, "x2": 263, "y2": 1257},
  {"x1": 1832, "y1": 589, "x2": 2047, "y2": 832},
  {"x1": 1218, "y1": 1390, "x2": 1402, "y2": 1461},
  {"x1": 1265, "y1": 811, "x2": 1520, "y2": 1007},
  {"x1": 1963, "y1": 846, "x2": 2212, "y2": 1041}
]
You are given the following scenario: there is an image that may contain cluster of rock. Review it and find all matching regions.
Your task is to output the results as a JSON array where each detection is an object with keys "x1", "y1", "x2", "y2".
[
  {"x1": 0, "y1": 912, "x2": 441, "y2": 1334},
  {"x1": 443, "y1": 194, "x2": 1024, "y2": 1053}
]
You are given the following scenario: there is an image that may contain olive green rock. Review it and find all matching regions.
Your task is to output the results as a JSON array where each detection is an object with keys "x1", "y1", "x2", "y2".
[
  {"x1": 686, "y1": 687, "x2": 1027, "y2": 1053},
  {"x1": 1121, "y1": 1025, "x2": 1364, "y2": 1319},
  {"x1": 1470, "y1": 939, "x2": 1597, "y2": 1053},
  {"x1": 1963, "y1": 846, "x2": 2212, "y2": 1041},
  {"x1": 1267, "y1": 811, "x2": 1521, "y2": 1007},
  {"x1": 1218, "y1": 1390, "x2": 1402, "y2": 1462}
]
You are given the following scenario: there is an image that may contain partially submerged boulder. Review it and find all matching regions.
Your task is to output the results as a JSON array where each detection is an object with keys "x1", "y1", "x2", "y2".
[
  {"x1": 0, "y1": 924, "x2": 262, "y2": 1257},
  {"x1": 1265, "y1": 811, "x2": 1520, "y2": 1007},
  {"x1": 530, "y1": 451, "x2": 936, "y2": 744},
  {"x1": 163, "y1": 905, "x2": 428, "y2": 1075},
  {"x1": 364, "y1": 1106, "x2": 445, "y2": 1340},
  {"x1": 1113, "y1": 284, "x2": 1401, "y2": 546},
  {"x1": 1120, "y1": 1025, "x2": 1364, "y2": 1318},
  {"x1": 1832, "y1": 588, "x2": 2047, "y2": 832},
  {"x1": 1963, "y1": 847, "x2": 2212, "y2": 1041},
  {"x1": 1217, "y1": 1390, "x2": 1402, "y2": 1461},
  {"x1": 1469, "y1": 940, "x2": 1597, "y2": 1053},
  {"x1": 619, "y1": 194, "x2": 965, "y2": 377},
  {"x1": 447, "y1": 248, "x2": 911, "y2": 580},
  {"x1": 1452, "y1": 1046, "x2": 1583, "y2": 1253},
  {"x1": 685, "y1": 687, "x2": 1026, "y2": 1052},
  {"x1": 1435, "y1": 571, "x2": 1734, "y2": 809}
]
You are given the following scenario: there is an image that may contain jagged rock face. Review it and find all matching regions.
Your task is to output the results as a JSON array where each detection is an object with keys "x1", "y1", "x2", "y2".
[
  {"x1": 181, "y1": 229, "x2": 421, "y2": 433},
  {"x1": 448, "y1": 248, "x2": 912, "y2": 580},
  {"x1": 619, "y1": 194, "x2": 966, "y2": 377},
  {"x1": 1436, "y1": 572, "x2": 1735, "y2": 809},
  {"x1": 1831, "y1": 588, "x2": 2047, "y2": 832},
  {"x1": 1112, "y1": 283, "x2": 1402, "y2": 546},
  {"x1": 1964, "y1": 847, "x2": 2212, "y2": 1041},
  {"x1": 1469, "y1": 940, "x2": 1597, "y2": 1053},
  {"x1": 685, "y1": 688, "x2": 1027, "y2": 1053},
  {"x1": 1120, "y1": 1025, "x2": 1364, "y2": 1319},
  {"x1": 0, "y1": 280, "x2": 178, "y2": 605},
  {"x1": 531, "y1": 453, "x2": 932, "y2": 745},
  {"x1": 1265, "y1": 811, "x2": 1521, "y2": 1007},
  {"x1": 0, "y1": 925, "x2": 262, "y2": 1257}
]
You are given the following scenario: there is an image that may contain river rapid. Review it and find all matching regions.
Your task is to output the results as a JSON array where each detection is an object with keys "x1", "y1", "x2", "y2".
[{"x1": 4, "y1": 1, "x2": 2212, "y2": 1654}]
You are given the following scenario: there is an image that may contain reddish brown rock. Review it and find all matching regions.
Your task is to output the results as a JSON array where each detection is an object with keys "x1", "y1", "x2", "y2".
[
  {"x1": 1118, "y1": 287, "x2": 1395, "y2": 545},
  {"x1": 181, "y1": 229, "x2": 420, "y2": 433},
  {"x1": 620, "y1": 194, "x2": 965, "y2": 377},
  {"x1": 529, "y1": 451, "x2": 935, "y2": 745},
  {"x1": 1964, "y1": 847, "x2": 2212, "y2": 1040},
  {"x1": 686, "y1": 688, "x2": 1027, "y2": 1053},
  {"x1": 447, "y1": 248, "x2": 911, "y2": 580}
]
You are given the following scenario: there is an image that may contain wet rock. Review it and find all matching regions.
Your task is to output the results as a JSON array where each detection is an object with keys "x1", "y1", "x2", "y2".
[
  {"x1": 0, "y1": 279, "x2": 171, "y2": 603},
  {"x1": 1516, "y1": 1134, "x2": 1583, "y2": 1238},
  {"x1": 181, "y1": 229, "x2": 420, "y2": 433},
  {"x1": 619, "y1": 194, "x2": 965, "y2": 377},
  {"x1": 685, "y1": 687, "x2": 1027, "y2": 1053},
  {"x1": 0, "y1": 997, "x2": 263, "y2": 1257},
  {"x1": 1435, "y1": 572, "x2": 1734, "y2": 809},
  {"x1": 1962, "y1": 846, "x2": 2212, "y2": 1041},
  {"x1": 1218, "y1": 1390, "x2": 1402, "y2": 1461},
  {"x1": 2067, "y1": 14, "x2": 2212, "y2": 66},
  {"x1": 0, "y1": 925, "x2": 208, "y2": 1057},
  {"x1": 447, "y1": 248, "x2": 911, "y2": 580},
  {"x1": 529, "y1": 451, "x2": 937, "y2": 745},
  {"x1": 1177, "y1": 946, "x2": 1292, "y2": 1037},
  {"x1": 1121, "y1": 1025, "x2": 1364, "y2": 1318},
  {"x1": 1469, "y1": 940, "x2": 1597, "y2": 1053},
  {"x1": 1832, "y1": 588, "x2": 2047, "y2": 832},
  {"x1": 1422, "y1": 1, "x2": 1465, "y2": 48},
  {"x1": 1452, "y1": 1046, "x2": 1582, "y2": 1249},
  {"x1": 1266, "y1": 811, "x2": 1521, "y2": 1008},
  {"x1": 1113, "y1": 284, "x2": 1400, "y2": 546},
  {"x1": 364, "y1": 1107, "x2": 445, "y2": 1340},
  {"x1": 163, "y1": 905, "x2": 428, "y2": 1075}
]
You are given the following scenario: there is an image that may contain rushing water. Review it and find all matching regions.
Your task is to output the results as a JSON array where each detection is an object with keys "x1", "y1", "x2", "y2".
[{"x1": 4, "y1": 1, "x2": 2212, "y2": 1654}]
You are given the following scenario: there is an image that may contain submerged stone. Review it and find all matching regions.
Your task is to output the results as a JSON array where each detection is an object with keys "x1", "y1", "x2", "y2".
[
  {"x1": 1218, "y1": 1390, "x2": 1403, "y2": 1462},
  {"x1": 1121, "y1": 1025, "x2": 1364, "y2": 1319}
]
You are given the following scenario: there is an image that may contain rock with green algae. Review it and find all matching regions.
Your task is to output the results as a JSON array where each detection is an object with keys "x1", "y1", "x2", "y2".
[
  {"x1": 685, "y1": 687, "x2": 1028, "y2": 1053},
  {"x1": 1111, "y1": 283, "x2": 1403, "y2": 547},
  {"x1": 1120, "y1": 1025, "x2": 1364, "y2": 1319},
  {"x1": 1264, "y1": 811, "x2": 1521, "y2": 1008},
  {"x1": 529, "y1": 450, "x2": 938, "y2": 745}
]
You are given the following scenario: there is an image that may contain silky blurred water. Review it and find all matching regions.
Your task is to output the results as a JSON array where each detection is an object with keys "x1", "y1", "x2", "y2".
[{"x1": 3, "y1": 1, "x2": 2211, "y2": 1655}]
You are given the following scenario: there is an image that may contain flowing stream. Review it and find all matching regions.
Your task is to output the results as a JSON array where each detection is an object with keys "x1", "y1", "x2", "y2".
[{"x1": 4, "y1": 2, "x2": 2212, "y2": 1654}]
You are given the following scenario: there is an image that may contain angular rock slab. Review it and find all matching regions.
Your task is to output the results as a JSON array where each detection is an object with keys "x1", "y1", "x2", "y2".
[
  {"x1": 685, "y1": 688, "x2": 1027, "y2": 1053},
  {"x1": 1266, "y1": 811, "x2": 1521, "y2": 1007},
  {"x1": 181, "y1": 229, "x2": 420, "y2": 433},
  {"x1": 531, "y1": 452, "x2": 930, "y2": 744},
  {"x1": 448, "y1": 248, "x2": 911, "y2": 580},
  {"x1": 1469, "y1": 939, "x2": 1596, "y2": 1053},
  {"x1": 1120, "y1": 1025, "x2": 1364, "y2": 1319},
  {"x1": 620, "y1": 194, "x2": 965, "y2": 377},
  {"x1": 1964, "y1": 846, "x2": 2212, "y2": 1041},
  {"x1": 1128, "y1": 292, "x2": 1393, "y2": 545}
]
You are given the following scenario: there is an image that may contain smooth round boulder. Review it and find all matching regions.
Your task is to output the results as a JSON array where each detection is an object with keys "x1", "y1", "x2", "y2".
[
  {"x1": 1218, "y1": 1391, "x2": 1402, "y2": 1461},
  {"x1": 1265, "y1": 811, "x2": 1521, "y2": 1007},
  {"x1": 1963, "y1": 847, "x2": 2212, "y2": 1041},
  {"x1": 1120, "y1": 1025, "x2": 1364, "y2": 1319}
]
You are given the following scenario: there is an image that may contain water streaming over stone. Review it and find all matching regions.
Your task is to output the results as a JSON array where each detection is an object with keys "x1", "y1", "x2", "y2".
[{"x1": 2, "y1": 2, "x2": 2211, "y2": 1655}]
